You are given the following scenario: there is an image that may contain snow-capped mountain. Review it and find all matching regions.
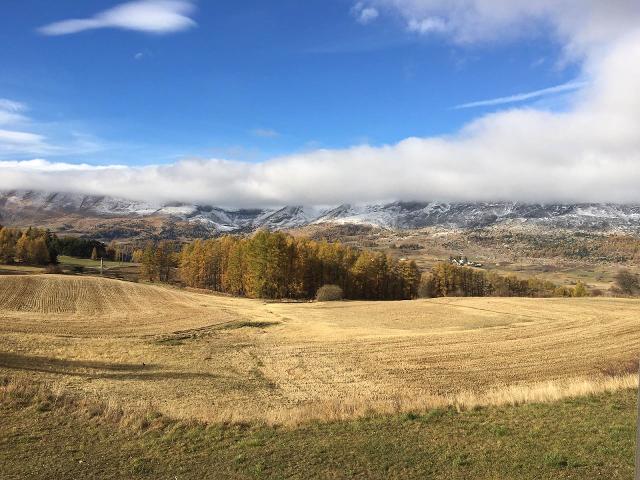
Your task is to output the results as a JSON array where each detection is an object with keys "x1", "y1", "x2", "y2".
[
  {"x1": 1, "y1": 190, "x2": 640, "y2": 236},
  {"x1": 317, "y1": 202, "x2": 640, "y2": 230}
]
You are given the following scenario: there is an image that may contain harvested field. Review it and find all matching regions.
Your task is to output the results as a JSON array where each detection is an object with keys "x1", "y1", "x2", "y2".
[
  {"x1": 0, "y1": 274, "x2": 638, "y2": 424},
  {"x1": 0, "y1": 274, "x2": 257, "y2": 336}
]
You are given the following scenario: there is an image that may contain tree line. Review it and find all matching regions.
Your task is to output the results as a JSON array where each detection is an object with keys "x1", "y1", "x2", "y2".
[
  {"x1": 5, "y1": 223, "x2": 624, "y2": 300},
  {"x1": 141, "y1": 230, "x2": 422, "y2": 300},
  {"x1": 139, "y1": 241, "x2": 179, "y2": 283},
  {"x1": 0, "y1": 225, "x2": 138, "y2": 266},
  {"x1": 0, "y1": 226, "x2": 57, "y2": 265},
  {"x1": 419, "y1": 262, "x2": 588, "y2": 298},
  {"x1": 53, "y1": 237, "x2": 108, "y2": 259},
  {"x1": 53, "y1": 237, "x2": 136, "y2": 263}
]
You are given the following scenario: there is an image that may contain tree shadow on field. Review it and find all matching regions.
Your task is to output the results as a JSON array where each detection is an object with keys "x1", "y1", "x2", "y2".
[{"x1": 0, "y1": 352, "x2": 219, "y2": 381}]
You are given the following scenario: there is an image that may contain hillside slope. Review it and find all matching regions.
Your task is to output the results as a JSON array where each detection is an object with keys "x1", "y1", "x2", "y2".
[
  {"x1": 2, "y1": 190, "x2": 640, "y2": 238},
  {"x1": 0, "y1": 274, "x2": 256, "y2": 335}
]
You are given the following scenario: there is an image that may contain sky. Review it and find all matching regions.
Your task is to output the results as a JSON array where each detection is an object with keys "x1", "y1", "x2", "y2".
[{"x1": 1, "y1": 0, "x2": 639, "y2": 206}]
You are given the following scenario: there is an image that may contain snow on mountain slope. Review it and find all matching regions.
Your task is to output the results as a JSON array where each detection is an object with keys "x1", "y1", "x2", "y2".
[
  {"x1": 0, "y1": 190, "x2": 157, "y2": 216},
  {"x1": 256, "y1": 206, "x2": 330, "y2": 229},
  {"x1": 2, "y1": 190, "x2": 640, "y2": 233}
]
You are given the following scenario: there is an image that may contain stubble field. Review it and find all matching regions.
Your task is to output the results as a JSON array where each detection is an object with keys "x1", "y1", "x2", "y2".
[{"x1": 1, "y1": 274, "x2": 638, "y2": 426}]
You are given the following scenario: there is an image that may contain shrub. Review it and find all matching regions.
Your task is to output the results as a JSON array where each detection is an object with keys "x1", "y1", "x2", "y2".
[
  {"x1": 572, "y1": 281, "x2": 588, "y2": 297},
  {"x1": 45, "y1": 264, "x2": 63, "y2": 274},
  {"x1": 614, "y1": 269, "x2": 639, "y2": 296},
  {"x1": 315, "y1": 284, "x2": 343, "y2": 302}
]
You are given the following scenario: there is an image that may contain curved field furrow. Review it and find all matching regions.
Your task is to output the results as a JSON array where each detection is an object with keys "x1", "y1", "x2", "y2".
[
  {"x1": 0, "y1": 275, "x2": 256, "y2": 336},
  {"x1": 0, "y1": 274, "x2": 639, "y2": 424}
]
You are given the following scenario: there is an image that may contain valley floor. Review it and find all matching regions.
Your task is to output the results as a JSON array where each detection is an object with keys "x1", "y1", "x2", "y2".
[{"x1": 0, "y1": 274, "x2": 639, "y2": 424}]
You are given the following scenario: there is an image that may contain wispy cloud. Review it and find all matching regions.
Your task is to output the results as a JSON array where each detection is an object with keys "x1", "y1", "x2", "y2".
[
  {"x1": 407, "y1": 17, "x2": 447, "y2": 34},
  {"x1": 38, "y1": 0, "x2": 196, "y2": 36},
  {"x1": 0, "y1": 98, "x2": 29, "y2": 126},
  {"x1": 0, "y1": 129, "x2": 45, "y2": 145},
  {"x1": 0, "y1": 99, "x2": 42, "y2": 155},
  {"x1": 454, "y1": 81, "x2": 588, "y2": 109},
  {"x1": 0, "y1": 99, "x2": 26, "y2": 112},
  {"x1": 351, "y1": 2, "x2": 379, "y2": 25},
  {"x1": 0, "y1": 100, "x2": 39, "y2": 151},
  {"x1": 252, "y1": 128, "x2": 280, "y2": 139},
  {"x1": 0, "y1": 99, "x2": 106, "y2": 158}
]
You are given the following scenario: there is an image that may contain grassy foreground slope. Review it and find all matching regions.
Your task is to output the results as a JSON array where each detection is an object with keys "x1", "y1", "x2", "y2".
[{"x1": 0, "y1": 386, "x2": 636, "y2": 480}]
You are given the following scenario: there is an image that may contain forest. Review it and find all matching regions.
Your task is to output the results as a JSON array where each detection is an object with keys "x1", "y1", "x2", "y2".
[
  {"x1": 54, "y1": 237, "x2": 136, "y2": 263},
  {"x1": 0, "y1": 225, "x2": 135, "y2": 266},
  {"x1": 171, "y1": 230, "x2": 421, "y2": 300},
  {"x1": 0, "y1": 225, "x2": 621, "y2": 300},
  {"x1": 419, "y1": 262, "x2": 588, "y2": 298},
  {"x1": 0, "y1": 226, "x2": 57, "y2": 265}
]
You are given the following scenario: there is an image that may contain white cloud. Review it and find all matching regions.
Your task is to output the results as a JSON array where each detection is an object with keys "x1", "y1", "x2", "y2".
[
  {"x1": 0, "y1": 99, "x2": 105, "y2": 158},
  {"x1": 1, "y1": 26, "x2": 640, "y2": 205},
  {"x1": 0, "y1": 100, "x2": 48, "y2": 154},
  {"x1": 3, "y1": 27, "x2": 640, "y2": 206},
  {"x1": 354, "y1": 1, "x2": 640, "y2": 57},
  {"x1": 0, "y1": 111, "x2": 28, "y2": 126},
  {"x1": 0, "y1": 129, "x2": 45, "y2": 145},
  {"x1": 0, "y1": 99, "x2": 26, "y2": 112},
  {"x1": 351, "y1": 2, "x2": 380, "y2": 25},
  {"x1": 407, "y1": 17, "x2": 447, "y2": 34},
  {"x1": 0, "y1": 159, "x2": 122, "y2": 172},
  {"x1": 0, "y1": 99, "x2": 29, "y2": 126},
  {"x1": 454, "y1": 81, "x2": 588, "y2": 109},
  {"x1": 3, "y1": 2, "x2": 639, "y2": 206},
  {"x1": 38, "y1": 0, "x2": 196, "y2": 36},
  {"x1": 0, "y1": 129, "x2": 58, "y2": 157}
]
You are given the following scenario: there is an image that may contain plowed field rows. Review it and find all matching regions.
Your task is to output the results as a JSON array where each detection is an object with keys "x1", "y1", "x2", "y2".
[{"x1": 1, "y1": 274, "x2": 638, "y2": 424}]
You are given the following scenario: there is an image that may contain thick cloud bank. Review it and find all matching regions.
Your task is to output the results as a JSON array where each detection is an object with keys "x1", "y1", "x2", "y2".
[{"x1": 2, "y1": 0, "x2": 640, "y2": 206}]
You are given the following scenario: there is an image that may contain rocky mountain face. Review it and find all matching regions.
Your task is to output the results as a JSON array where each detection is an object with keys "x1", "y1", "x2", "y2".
[{"x1": 1, "y1": 190, "x2": 640, "y2": 238}]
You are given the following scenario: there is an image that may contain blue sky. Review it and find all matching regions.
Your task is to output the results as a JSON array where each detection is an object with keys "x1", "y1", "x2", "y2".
[
  {"x1": 1, "y1": 0, "x2": 578, "y2": 165},
  {"x1": 1, "y1": 1, "x2": 638, "y2": 206}
]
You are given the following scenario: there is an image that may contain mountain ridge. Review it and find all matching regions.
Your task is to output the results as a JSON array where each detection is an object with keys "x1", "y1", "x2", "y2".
[{"x1": 1, "y1": 190, "x2": 640, "y2": 237}]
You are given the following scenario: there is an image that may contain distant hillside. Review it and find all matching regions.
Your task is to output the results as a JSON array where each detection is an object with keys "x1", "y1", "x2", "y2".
[{"x1": 1, "y1": 190, "x2": 640, "y2": 240}]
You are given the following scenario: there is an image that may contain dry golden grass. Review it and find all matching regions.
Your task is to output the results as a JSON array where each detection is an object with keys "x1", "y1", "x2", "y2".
[
  {"x1": 0, "y1": 274, "x2": 638, "y2": 425},
  {"x1": 0, "y1": 274, "x2": 256, "y2": 336},
  {"x1": 0, "y1": 376, "x2": 172, "y2": 433},
  {"x1": 262, "y1": 374, "x2": 639, "y2": 425}
]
